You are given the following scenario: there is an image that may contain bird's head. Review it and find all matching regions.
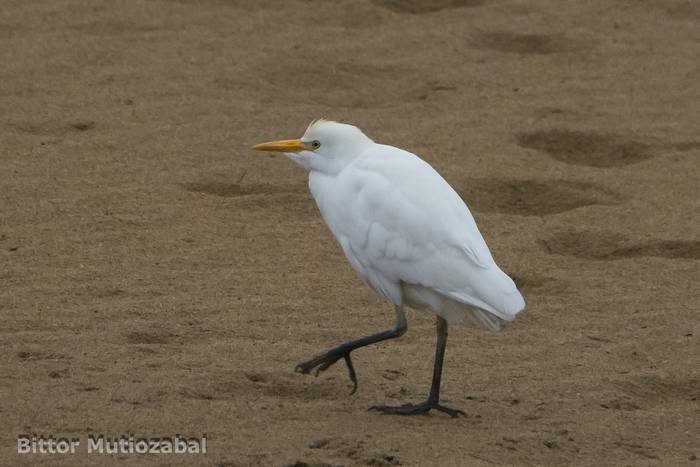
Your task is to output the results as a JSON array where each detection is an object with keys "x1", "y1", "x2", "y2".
[{"x1": 252, "y1": 120, "x2": 374, "y2": 174}]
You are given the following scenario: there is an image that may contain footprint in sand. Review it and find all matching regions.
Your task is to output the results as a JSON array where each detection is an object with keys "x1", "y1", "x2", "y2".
[
  {"x1": 473, "y1": 31, "x2": 590, "y2": 55},
  {"x1": 517, "y1": 129, "x2": 655, "y2": 168},
  {"x1": 373, "y1": 0, "x2": 485, "y2": 14},
  {"x1": 460, "y1": 177, "x2": 621, "y2": 216},
  {"x1": 181, "y1": 181, "x2": 302, "y2": 198},
  {"x1": 10, "y1": 120, "x2": 96, "y2": 137},
  {"x1": 541, "y1": 230, "x2": 700, "y2": 260},
  {"x1": 517, "y1": 129, "x2": 699, "y2": 168}
]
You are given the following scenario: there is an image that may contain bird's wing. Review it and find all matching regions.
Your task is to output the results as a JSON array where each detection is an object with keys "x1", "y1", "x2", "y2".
[
  {"x1": 316, "y1": 144, "x2": 523, "y2": 319},
  {"x1": 350, "y1": 144, "x2": 495, "y2": 268}
]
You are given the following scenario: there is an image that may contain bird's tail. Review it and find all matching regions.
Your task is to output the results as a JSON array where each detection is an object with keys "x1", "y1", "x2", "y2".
[
  {"x1": 439, "y1": 265, "x2": 526, "y2": 330},
  {"x1": 439, "y1": 299, "x2": 504, "y2": 331},
  {"x1": 478, "y1": 266, "x2": 526, "y2": 320}
]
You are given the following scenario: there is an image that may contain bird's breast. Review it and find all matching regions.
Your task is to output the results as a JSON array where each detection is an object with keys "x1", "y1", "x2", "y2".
[{"x1": 309, "y1": 170, "x2": 365, "y2": 230}]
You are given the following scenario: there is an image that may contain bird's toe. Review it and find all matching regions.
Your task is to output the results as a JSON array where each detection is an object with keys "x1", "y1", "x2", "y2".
[
  {"x1": 434, "y1": 404, "x2": 466, "y2": 418},
  {"x1": 369, "y1": 401, "x2": 465, "y2": 417},
  {"x1": 368, "y1": 403, "x2": 426, "y2": 415}
]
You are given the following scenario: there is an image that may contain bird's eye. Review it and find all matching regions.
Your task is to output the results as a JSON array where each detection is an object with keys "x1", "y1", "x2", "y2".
[{"x1": 311, "y1": 140, "x2": 321, "y2": 149}]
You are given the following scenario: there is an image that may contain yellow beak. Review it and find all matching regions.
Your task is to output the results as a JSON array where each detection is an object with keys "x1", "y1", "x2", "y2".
[{"x1": 251, "y1": 138, "x2": 305, "y2": 152}]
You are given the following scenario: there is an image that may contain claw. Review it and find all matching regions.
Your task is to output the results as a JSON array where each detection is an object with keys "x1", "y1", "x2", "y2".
[
  {"x1": 295, "y1": 361, "x2": 313, "y2": 374},
  {"x1": 295, "y1": 348, "x2": 359, "y2": 395}
]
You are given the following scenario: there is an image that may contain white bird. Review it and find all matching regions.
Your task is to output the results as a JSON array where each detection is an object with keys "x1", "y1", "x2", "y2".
[{"x1": 252, "y1": 120, "x2": 525, "y2": 417}]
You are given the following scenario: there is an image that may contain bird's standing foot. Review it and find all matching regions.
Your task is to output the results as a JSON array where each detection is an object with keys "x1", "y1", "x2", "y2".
[
  {"x1": 369, "y1": 400, "x2": 465, "y2": 418},
  {"x1": 295, "y1": 347, "x2": 358, "y2": 394}
]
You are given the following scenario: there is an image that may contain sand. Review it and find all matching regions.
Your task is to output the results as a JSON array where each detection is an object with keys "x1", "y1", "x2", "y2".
[{"x1": 2, "y1": 0, "x2": 699, "y2": 465}]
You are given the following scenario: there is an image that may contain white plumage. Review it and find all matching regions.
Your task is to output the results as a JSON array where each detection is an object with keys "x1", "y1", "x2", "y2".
[
  {"x1": 296, "y1": 120, "x2": 524, "y2": 329},
  {"x1": 252, "y1": 119, "x2": 525, "y2": 416}
]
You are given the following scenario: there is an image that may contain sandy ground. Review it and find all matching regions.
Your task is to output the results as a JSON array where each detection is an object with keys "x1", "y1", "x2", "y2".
[{"x1": 2, "y1": 0, "x2": 699, "y2": 465}]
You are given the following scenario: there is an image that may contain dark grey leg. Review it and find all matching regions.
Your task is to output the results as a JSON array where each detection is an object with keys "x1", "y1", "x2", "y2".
[
  {"x1": 369, "y1": 316, "x2": 465, "y2": 417},
  {"x1": 295, "y1": 305, "x2": 407, "y2": 394}
]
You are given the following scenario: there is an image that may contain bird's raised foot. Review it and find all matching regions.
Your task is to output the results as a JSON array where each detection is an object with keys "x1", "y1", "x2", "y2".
[
  {"x1": 295, "y1": 348, "x2": 358, "y2": 394},
  {"x1": 369, "y1": 400, "x2": 465, "y2": 418}
]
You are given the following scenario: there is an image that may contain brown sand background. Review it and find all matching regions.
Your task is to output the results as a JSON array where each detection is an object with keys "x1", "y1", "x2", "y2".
[{"x1": 2, "y1": 0, "x2": 699, "y2": 465}]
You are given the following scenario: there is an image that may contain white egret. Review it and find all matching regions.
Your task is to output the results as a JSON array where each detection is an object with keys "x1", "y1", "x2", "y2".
[{"x1": 252, "y1": 120, "x2": 525, "y2": 417}]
